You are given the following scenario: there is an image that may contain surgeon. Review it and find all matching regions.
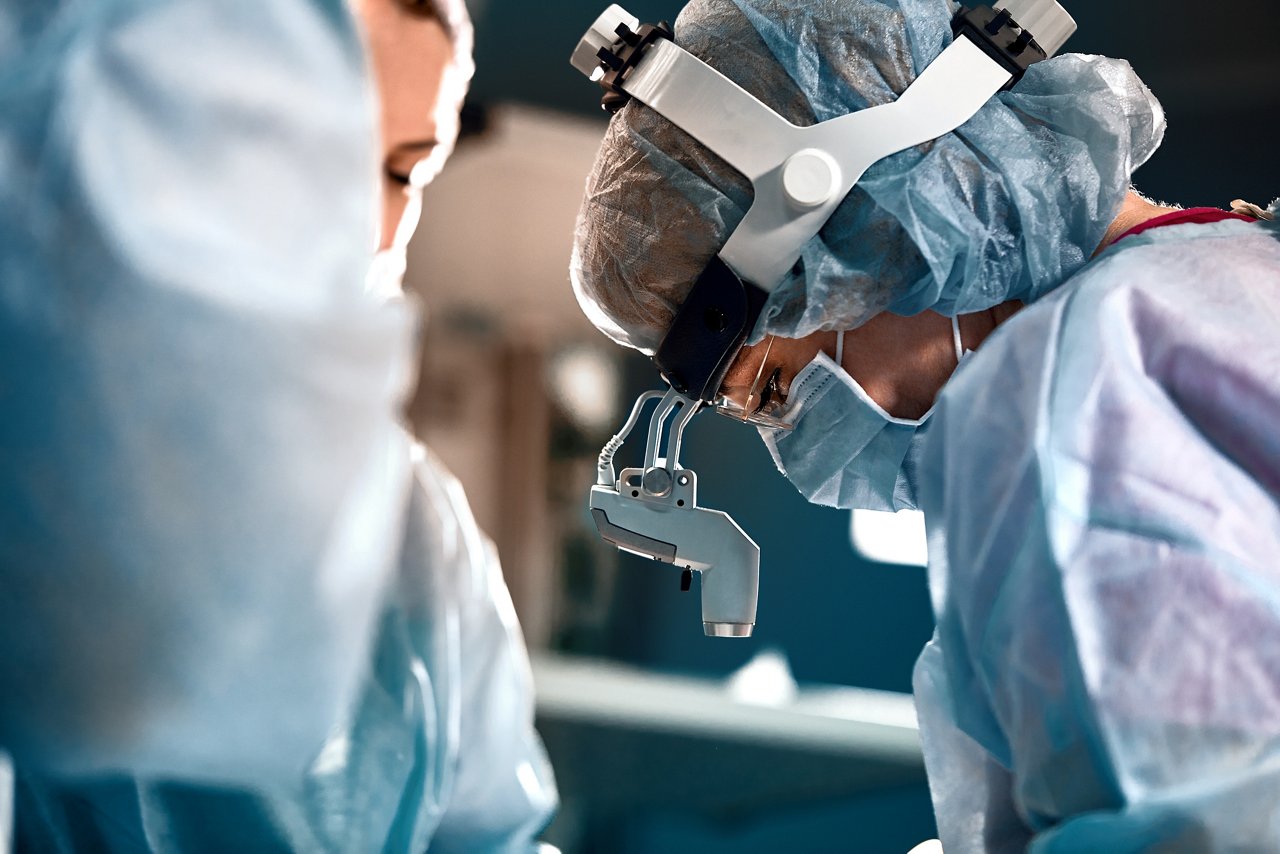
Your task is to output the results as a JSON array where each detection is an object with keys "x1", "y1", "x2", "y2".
[
  {"x1": 3, "y1": 0, "x2": 554, "y2": 850},
  {"x1": 570, "y1": 0, "x2": 1280, "y2": 850}
]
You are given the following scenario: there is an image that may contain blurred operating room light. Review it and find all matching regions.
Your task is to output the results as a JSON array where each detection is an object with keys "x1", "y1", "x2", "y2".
[
  {"x1": 850, "y1": 510, "x2": 928, "y2": 568},
  {"x1": 726, "y1": 647, "x2": 799, "y2": 708},
  {"x1": 907, "y1": 841, "x2": 944, "y2": 854},
  {"x1": 548, "y1": 345, "x2": 619, "y2": 434},
  {"x1": 0, "y1": 752, "x2": 11, "y2": 845}
]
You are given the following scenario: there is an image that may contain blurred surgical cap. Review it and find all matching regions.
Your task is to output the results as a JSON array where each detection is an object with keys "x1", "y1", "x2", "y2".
[{"x1": 570, "y1": 0, "x2": 1166, "y2": 354}]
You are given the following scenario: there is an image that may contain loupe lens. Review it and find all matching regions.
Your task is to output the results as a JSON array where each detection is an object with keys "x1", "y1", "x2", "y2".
[{"x1": 712, "y1": 397, "x2": 794, "y2": 430}]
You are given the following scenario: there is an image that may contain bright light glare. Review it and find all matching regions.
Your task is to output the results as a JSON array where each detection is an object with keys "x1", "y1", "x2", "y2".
[
  {"x1": 726, "y1": 648, "x2": 797, "y2": 707},
  {"x1": 549, "y1": 346, "x2": 619, "y2": 434},
  {"x1": 0, "y1": 751, "x2": 10, "y2": 844},
  {"x1": 310, "y1": 732, "x2": 351, "y2": 776},
  {"x1": 516, "y1": 761, "x2": 542, "y2": 800},
  {"x1": 850, "y1": 509, "x2": 928, "y2": 567}
]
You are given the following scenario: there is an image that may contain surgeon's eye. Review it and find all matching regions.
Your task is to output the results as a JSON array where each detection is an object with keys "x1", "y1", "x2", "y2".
[
  {"x1": 754, "y1": 367, "x2": 784, "y2": 414},
  {"x1": 383, "y1": 139, "x2": 440, "y2": 189}
]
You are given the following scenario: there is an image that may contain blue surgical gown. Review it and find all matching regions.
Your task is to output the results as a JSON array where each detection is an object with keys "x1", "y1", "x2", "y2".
[
  {"x1": 914, "y1": 217, "x2": 1280, "y2": 852},
  {"x1": 14, "y1": 449, "x2": 557, "y2": 853},
  {"x1": 1, "y1": 0, "x2": 554, "y2": 848},
  {"x1": 3, "y1": 0, "x2": 417, "y2": 781}
]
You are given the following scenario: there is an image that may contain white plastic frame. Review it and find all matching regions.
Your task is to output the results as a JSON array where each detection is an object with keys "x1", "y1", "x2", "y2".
[{"x1": 619, "y1": 34, "x2": 1012, "y2": 291}]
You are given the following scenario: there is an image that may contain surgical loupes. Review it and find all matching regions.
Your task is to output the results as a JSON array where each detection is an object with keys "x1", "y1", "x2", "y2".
[{"x1": 590, "y1": 389, "x2": 760, "y2": 637}]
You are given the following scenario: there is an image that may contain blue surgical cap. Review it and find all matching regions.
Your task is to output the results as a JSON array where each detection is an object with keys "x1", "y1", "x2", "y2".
[{"x1": 570, "y1": 0, "x2": 1166, "y2": 354}]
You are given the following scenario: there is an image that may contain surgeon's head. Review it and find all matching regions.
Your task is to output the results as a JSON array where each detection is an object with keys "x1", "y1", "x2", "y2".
[
  {"x1": 571, "y1": 0, "x2": 1165, "y2": 418},
  {"x1": 354, "y1": 0, "x2": 474, "y2": 253}
]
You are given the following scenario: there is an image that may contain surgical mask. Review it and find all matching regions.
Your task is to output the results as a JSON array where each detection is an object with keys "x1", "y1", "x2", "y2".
[{"x1": 761, "y1": 318, "x2": 968, "y2": 511}]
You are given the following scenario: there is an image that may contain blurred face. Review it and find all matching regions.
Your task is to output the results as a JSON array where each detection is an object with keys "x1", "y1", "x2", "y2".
[{"x1": 354, "y1": 0, "x2": 454, "y2": 249}]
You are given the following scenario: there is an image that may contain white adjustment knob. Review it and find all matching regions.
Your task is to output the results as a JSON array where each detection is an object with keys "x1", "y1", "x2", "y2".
[
  {"x1": 781, "y1": 149, "x2": 841, "y2": 209},
  {"x1": 570, "y1": 4, "x2": 641, "y2": 78},
  {"x1": 994, "y1": 0, "x2": 1077, "y2": 58}
]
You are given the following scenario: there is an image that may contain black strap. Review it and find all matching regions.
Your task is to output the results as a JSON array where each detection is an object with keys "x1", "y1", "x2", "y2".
[{"x1": 653, "y1": 256, "x2": 769, "y2": 403}]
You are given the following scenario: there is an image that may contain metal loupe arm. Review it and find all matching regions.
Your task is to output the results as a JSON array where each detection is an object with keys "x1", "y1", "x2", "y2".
[
  {"x1": 597, "y1": 390, "x2": 667, "y2": 486},
  {"x1": 589, "y1": 388, "x2": 760, "y2": 638},
  {"x1": 642, "y1": 389, "x2": 700, "y2": 478}
]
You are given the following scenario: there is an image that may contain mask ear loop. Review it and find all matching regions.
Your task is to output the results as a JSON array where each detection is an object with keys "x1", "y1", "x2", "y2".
[
  {"x1": 742, "y1": 334, "x2": 777, "y2": 418},
  {"x1": 951, "y1": 315, "x2": 964, "y2": 366},
  {"x1": 835, "y1": 330, "x2": 845, "y2": 369}
]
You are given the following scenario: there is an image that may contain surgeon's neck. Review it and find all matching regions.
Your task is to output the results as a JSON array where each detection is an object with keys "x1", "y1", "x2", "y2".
[{"x1": 1094, "y1": 190, "x2": 1184, "y2": 255}]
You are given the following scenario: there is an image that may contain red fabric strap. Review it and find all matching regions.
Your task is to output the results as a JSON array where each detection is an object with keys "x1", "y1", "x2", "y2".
[{"x1": 1116, "y1": 207, "x2": 1256, "y2": 244}]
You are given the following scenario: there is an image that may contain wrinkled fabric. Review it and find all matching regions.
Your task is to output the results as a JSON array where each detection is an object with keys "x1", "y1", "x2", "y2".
[
  {"x1": 570, "y1": 0, "x2": 1165, "y2": 354},
  {"x1": 15, "y1": 450, "x2": 557, "y2": 854},
  {"x1": 760, "y1": 351, "x2": 931, "y2": 511},
  {"x1": 0, "y1": 0, "x2": 414, "y2": 782},
  {"x1": 913, "y1": 218, "x2": 1280, "y2": 852}
]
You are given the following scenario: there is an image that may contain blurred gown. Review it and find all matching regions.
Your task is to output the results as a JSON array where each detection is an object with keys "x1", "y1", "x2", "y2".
[
  {"x1": 15, "y1": 449, "x2": 557, "y2": 853},
  {"x1": 1, "y1": 0, "x2": 554, "y2": 849},
  {"x1": 913, "y1": 217, "x2": 1280, "y2": 852}
]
